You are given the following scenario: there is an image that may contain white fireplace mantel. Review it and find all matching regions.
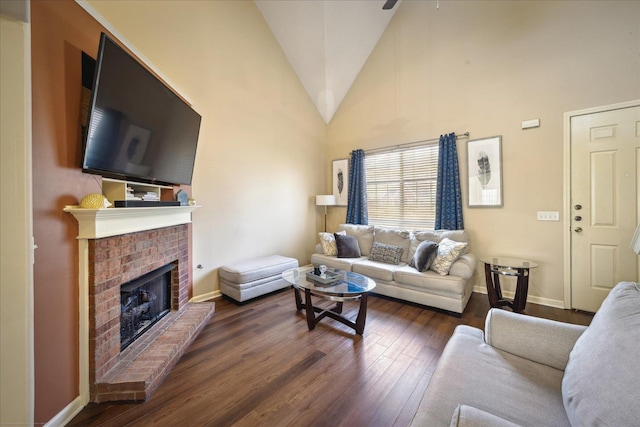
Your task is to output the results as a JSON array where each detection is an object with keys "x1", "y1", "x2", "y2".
[{"x1": 64, "y1": 205, "x2": 198, "y2": 239}]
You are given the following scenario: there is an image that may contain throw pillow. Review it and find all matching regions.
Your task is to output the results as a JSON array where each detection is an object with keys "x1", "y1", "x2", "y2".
[
  {"x1": 409, "y1": 240, "x2": 438, "y2": 272},
  {"x1": 338, "y1": 224, "x2": 375, "y2": 256},
  {"x1": 373, "y1": 226, "x2": 411, "y2": 263},
  {"x1": 368, "y1": 242, "x2": 403, "y2": 265},
  {"x1": 430, "y1": 238, "x2": 468, "y2": 275},
  {"x1": 334, "y1": 233, "x2": 361, "y2": 258},
  {"x1": 319, "y1": 230, "x2": 346, "y2": 256}
]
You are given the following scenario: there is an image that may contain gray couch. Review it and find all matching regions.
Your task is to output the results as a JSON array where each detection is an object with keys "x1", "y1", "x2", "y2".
[
  {"x1": 411, "y1": 281, "x2": 640, "y2": 426},
  {"x1": 311, "y1": 224, "x2": 476, "y2": 314}
]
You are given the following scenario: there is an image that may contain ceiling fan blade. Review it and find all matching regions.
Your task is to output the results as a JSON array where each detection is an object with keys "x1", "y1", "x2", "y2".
[{"x1": 382, "y1": 0, "x2": 398, "y2": 10}]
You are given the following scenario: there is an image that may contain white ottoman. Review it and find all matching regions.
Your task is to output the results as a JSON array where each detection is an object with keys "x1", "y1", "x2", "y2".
[{"x1": 219, "y1": 255, "x2": 299, "y2": 303}]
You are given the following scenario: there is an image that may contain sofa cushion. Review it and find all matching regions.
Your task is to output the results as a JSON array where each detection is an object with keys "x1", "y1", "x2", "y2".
[
  {"x1": 409, "y1": 240, "x2": 438, "y2": 272},
  {"x1": 374, "y1": 226, "x2": 411, "y2": 263},
  {"x1": 334, "y1": 233, "x2": 361, "y2": 258},
  {"x1": 369, "y1": 241, "x2": 403, "y2": 265},
  {"x1": 352, "y1": 259, "x2": 401, "y2": 282},
  {"x1": 338, "y1": 224, "x2": 374, "y2": 256},
  {"x1": 562, "y1": 281, "x2": 640, "y2": 427},
  {"x1": 318, "y1": 231, "x2": 345, "y2": 256},
  {"x1": 409, "y1": 229, "x2": 470, "y2": 260},
  {"x1": 431, "y1": 238, "x2": 468, "y2": 275},
  {"x1": 310, "y1": 253, "x2": 367, "y2": 271},
  {"x1": 393, "y1": 265, "x2": 467, "y2": 297}
]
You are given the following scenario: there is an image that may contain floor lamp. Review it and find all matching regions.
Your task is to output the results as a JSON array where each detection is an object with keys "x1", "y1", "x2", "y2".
[{"x1": 316, "y1": 195, "x2": 336, "y2": 232}]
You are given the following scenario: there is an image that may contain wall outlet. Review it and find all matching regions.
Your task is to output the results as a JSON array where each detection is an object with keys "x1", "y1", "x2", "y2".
[{"x1": 537, "y1": 211, "x2": 559, "y2": 221}]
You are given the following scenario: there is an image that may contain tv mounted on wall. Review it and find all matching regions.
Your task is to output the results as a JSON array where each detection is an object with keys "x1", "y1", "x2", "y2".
[{"x1": 82, "y1": 33, "x2": 201, "y2": 186}]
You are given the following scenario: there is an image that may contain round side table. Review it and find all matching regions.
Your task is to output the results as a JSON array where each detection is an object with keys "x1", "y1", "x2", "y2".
[{"x1": 480, "y1": 257, "x2": 538, "y2": 313}]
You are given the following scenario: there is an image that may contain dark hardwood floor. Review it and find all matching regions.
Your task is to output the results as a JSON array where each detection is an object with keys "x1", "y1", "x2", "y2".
[{"x1": 68, "y1": 290, "x2": 592, "y2": 427}]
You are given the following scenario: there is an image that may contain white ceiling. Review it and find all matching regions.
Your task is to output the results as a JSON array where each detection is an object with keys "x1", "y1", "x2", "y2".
[{"x1": 255, "y1": 0, "x2": 400, "y2": 123}]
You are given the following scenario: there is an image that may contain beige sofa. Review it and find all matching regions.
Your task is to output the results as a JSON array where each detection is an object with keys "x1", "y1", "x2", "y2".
[
  {"x1": 310, "y1": 224, "x2": 476, "y2": 315},
  {"x1": 411, "y1": 281, "x2": 640, "y2": 426}
]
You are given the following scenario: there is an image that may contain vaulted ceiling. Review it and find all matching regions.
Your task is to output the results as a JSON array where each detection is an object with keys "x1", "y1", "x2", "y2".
[{"x1": 255, "y1": 0, "x2": 401, "y2": 123}]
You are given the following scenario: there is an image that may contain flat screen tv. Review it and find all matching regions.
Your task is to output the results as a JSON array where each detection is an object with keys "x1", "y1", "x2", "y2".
[{"x1": 82, "y1": 33, "x2": 201, "y2": 186}]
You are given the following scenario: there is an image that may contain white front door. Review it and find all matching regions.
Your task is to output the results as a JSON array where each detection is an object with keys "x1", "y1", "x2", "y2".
[{"x1": 569, "y1": 103, "x2": 640, "y2": 312}]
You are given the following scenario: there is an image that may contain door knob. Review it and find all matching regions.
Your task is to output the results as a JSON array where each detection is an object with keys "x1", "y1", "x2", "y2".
[
  {"x1": 574, "y1": 216, "x2": 582, "y2": 221},
  {"x1": 574, "y1": 204, "x2": 582, "y2": 210},
  {"x1": 574, "y1": 227, "x2": 583, "y2": 232}
]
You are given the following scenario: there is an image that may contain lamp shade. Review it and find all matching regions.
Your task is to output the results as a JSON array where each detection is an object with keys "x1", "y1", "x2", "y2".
[
  {"x1": 316, "y1": 195, "x2": 336, "y2": 206},
  {"x1": 631, "y1": 224, "x2": 640, "y2": 255}
]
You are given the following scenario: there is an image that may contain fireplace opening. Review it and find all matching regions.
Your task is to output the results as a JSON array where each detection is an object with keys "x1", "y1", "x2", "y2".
[{"x1": 120, "y1": 262, "x2": 174, "y2": 351}]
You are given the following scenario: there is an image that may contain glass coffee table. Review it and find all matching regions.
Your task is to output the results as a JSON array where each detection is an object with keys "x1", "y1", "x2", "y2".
[{"x1": 282, "y1": 266, "x2": 376, "y2": 335}]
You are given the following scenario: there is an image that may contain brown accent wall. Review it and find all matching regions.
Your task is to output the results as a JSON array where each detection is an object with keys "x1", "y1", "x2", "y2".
[{"x1": 30, "y1": 0, "x2": 192, "y2": 422}]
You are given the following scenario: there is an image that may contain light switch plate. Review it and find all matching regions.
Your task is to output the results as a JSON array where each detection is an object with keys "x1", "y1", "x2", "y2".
[{"x1": 537, "y1": 211, "x2": 559, "y2": 221}]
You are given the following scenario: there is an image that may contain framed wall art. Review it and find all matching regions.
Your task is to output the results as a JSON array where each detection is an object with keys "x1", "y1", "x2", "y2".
[
  {"x1": 467, "y1": 135, "x2": 503, "y2": 207},
  {"x1": 332, "y1": 158, "x2": 349, "y2": 206}
]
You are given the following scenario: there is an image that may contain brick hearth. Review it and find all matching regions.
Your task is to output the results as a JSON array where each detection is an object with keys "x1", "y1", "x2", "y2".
[{"x1": 87, "y1": 224, "x2": 214, "y2": 402}]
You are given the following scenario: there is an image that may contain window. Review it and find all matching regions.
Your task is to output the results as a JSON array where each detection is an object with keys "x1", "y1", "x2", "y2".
[{"x1": 365, "y1": 144, "x2": 439, "y2": 230}]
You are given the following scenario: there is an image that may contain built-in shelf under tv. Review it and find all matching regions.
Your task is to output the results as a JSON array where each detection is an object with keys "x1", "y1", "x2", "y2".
[{"x1": 82, "y1": 33, "x2": 201, "y2": 186}]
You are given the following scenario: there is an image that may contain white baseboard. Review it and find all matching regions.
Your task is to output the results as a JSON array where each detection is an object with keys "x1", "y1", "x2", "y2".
[
  {"x1": 190, "y1": 289, "x2": 221, "y2": 303},
  {"x1": 473, "y1": 287, "x2": 566, "y2": 309},
  {"x1": 44, "y1": 394, "x2": 87, "y2": 427}
]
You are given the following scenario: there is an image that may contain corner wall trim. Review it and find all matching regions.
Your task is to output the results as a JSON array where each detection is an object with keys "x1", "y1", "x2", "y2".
[
  {"x1": 74, "y1": 0, "x2": 193, "y2": 105},
  {"x1": 190, "y1": 290, "x2": 221, "y2": 303},
  {"x1": 43, "y1": 395, "x2": 86, "y2": 427}
]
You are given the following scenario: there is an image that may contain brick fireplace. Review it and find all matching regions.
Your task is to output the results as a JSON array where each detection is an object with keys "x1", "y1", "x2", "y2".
[{"x1": 65, "y1": 206, "x2": 214, "y2": 403}]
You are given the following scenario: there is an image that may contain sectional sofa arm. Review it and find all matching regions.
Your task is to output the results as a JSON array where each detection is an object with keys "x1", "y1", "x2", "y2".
[
  {"x1": 484, "y1": 309, "x2": 587, "y2": 370},
  {"x1": 449, "y1": 253, "x2": 476, "y2": 279}
]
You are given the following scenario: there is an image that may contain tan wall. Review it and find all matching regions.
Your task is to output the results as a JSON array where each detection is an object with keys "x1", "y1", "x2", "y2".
[
  {"x1": 0, "y1": 12, "x2": 33, "y2": 426},
  {"x1": 87, "y1": 0, "x2": 327, "y2": 299},
  {"x1": 30, "y1": 0, "x2": 325, "y2": 422},
  {"x1": 327, "y1": 0, "x2": 640, "y2": 305}
]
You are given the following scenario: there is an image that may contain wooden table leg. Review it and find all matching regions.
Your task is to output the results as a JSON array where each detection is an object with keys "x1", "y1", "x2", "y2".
[
  {"x1": 304, "y1": 288, "x2": 316, "y2": 330},
  {"x1": 354, "y1": 293, "x2": 368, "y2": 335},
  {"x1": 485, "y1": 263, "x2": 501, "y2": 308},
  {"x1": 294, "y1": 287, "x2": 304, "y2": 310},
  {"x1": 332, "y1": 301, "x2": 344, "y2": 314},
  {"x1": 512, "y1": 268, "x2": 529, "y2": 313}
]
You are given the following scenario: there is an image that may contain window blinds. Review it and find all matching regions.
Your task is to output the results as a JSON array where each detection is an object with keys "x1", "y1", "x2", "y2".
[{"x1": 365, "y1": 143, "x2": 439, "y2": 230}]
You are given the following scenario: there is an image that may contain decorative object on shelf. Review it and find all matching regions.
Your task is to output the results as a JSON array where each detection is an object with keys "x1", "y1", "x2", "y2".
[
  {"x1": 316, "y1": 194, "x2": 336, "y2": 232},
  {"x1": 467, "y1": 136, "x2": 503, "y2": 208},
  {"x1": 175, "y1": 189, "x2": 189, "y2": 206},
  {"x1": 631, "y1": 224, "x2": 640, "y2": 255},
  {"x1": 79, "y1": 193, "x2": 111, "y2": 209},
  {"x1": 332, "y1": 158, "x2": 349, "y2": 206}
]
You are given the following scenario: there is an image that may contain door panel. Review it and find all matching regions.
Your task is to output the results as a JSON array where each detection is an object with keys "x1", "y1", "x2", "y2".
[{"x1": 570, "y1": 105, "x2": 639, "y2": 312}]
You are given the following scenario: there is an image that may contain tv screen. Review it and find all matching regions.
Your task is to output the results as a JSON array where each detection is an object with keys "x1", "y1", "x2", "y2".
[{"x1": 82, "y1": 33, "x2": 201, "y2": 186}]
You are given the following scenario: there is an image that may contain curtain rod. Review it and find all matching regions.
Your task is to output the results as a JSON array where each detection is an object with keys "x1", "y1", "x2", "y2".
[{"x1": 360, "y1": 132, "x2": 470, "y2": 155}]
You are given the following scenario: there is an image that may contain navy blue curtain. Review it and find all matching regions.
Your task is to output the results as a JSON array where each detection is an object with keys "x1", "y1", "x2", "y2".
[
  {"x1": 346, "y1": 149, "x2": 368, "y2": 224},
  {"x1": 435, "y1": 133, "x2": 464, "y2": 230}
]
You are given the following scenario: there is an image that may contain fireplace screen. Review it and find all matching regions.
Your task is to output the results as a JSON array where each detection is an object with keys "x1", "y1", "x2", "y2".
[{"x1": 120, "y1": 263, "x2": 174, "y2": 351}]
